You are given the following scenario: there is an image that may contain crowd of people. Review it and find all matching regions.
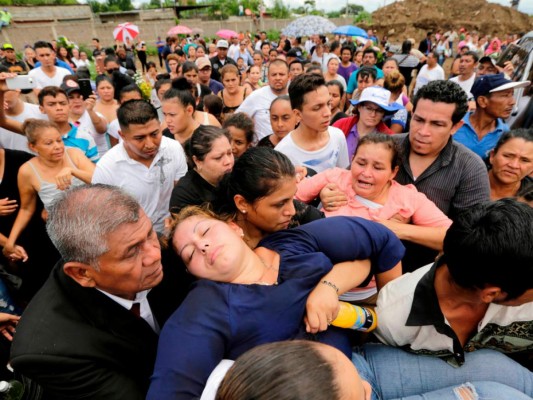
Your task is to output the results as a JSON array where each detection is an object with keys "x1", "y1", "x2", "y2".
[{"x1": 0, "y1": 23, "x2": 529, "y2": 400}]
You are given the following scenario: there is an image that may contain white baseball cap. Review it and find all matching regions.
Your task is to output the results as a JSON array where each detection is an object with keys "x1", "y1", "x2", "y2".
[
  {"x1": 350, "y1": 86, "x2": 403, "y2": 114},
  {"x1": 216, "y1": 40, "x2": 229, "y2": 49}
]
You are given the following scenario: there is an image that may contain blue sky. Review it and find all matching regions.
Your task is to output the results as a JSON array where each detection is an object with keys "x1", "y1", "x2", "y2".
[{"x1": 276, "y1": 0, "x2": 533, "y2": 15}]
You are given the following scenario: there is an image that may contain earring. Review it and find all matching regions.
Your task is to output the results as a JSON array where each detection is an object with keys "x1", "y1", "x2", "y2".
[{"x1": 241, "y1": 209, "x2": 247, "y2": 214}]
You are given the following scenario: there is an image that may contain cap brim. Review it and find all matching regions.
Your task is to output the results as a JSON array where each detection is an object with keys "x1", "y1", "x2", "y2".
[
  {"x1": 489, "y1": 80, "x2": 531, "y2": 93},
  {"x1": 479, "y1": 57, "x2": 497, "y2": 66},
  {"x1": 349, "y1": 99, "x2": 404, "y2": 114}
]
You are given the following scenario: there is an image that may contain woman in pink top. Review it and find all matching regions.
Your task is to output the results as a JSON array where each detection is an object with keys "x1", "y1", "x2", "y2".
[
  {"x1": 296, "y1": 134, "x2": 452, "y2": 302},
  {"x1": 296, "y1": 133, "x2": 452, "y2": 250}
]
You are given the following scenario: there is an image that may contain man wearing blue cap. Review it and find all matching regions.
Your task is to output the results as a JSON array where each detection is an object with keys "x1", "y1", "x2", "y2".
[{"x1": 454, "y1": 74, "x2": 530, "y2": 161}]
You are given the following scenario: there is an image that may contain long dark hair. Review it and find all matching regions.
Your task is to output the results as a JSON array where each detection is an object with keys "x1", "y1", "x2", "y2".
[{"x1": 214, "y1": 147, "x2": 295, "y2": 216}]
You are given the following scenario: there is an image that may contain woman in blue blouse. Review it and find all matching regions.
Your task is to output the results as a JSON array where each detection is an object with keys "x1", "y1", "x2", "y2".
[{"x1": 147, "y1": 207, "x2": 404, "y2": 399}]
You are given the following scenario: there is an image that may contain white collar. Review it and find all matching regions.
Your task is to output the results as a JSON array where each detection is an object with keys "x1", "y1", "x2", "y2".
[
  {"x1": 96, "y1": 288, "x2": 150, "y2": 310},
  {"x1": 97, "y1": 288, "x2": 159, "y2": 333}
]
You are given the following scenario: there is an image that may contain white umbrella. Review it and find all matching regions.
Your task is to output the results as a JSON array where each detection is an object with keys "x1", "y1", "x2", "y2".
[{"x1": 282, "y1": 16, "x2": 336, "y2": 37}]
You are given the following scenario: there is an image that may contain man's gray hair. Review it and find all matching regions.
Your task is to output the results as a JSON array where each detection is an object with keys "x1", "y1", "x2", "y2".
[{"x1": 46, "y1": 184, "x2": 140, "y2": 269}]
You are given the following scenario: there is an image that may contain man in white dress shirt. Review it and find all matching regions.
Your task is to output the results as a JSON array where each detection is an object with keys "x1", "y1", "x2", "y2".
[{"x1": 92, "y1": 100, "x2": 187, "y2": 233}]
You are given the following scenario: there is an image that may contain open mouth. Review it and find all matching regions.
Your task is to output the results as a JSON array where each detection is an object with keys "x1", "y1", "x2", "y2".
[{"x1": 357, "y1": 180, "x2": 373, "y2": 188}]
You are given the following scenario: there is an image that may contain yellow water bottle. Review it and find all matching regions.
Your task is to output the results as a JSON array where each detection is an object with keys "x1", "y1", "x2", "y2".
[{"x1": 331, "y1": 301, "x2": 377, "y2": 332}]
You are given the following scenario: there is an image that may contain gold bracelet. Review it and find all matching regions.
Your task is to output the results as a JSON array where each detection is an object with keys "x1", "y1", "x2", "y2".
[{"x1": 321, "y1": 280, "x2": 339, "y2": 293}]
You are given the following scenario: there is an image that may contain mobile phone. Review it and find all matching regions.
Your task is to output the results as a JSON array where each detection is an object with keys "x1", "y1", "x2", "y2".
[
  {"x1": 78, "y1": 79, "x2": 93, "y2": 100},
  {"x1": 95, "y1": 55, "x2": 105, "y2": 75},
  {"x1": 6, "y1": 75, "x2": 36, "y2": 90}
]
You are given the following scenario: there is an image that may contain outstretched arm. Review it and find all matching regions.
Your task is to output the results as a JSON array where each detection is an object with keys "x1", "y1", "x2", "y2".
[
  {"x1": 295, "y1": 216, "x2": 405, "y2": 269},
  {"x1": 0, "y1": 73, "x2": 24, "y2": 134}
]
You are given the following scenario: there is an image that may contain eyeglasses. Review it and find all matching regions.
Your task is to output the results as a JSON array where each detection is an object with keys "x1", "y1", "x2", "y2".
[{"x1": 360, "y1": 104, "x2": 385, "y2": 115}]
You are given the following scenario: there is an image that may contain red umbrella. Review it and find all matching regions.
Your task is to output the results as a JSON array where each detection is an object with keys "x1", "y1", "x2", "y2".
[
  {"x1": 167, "y1": 25, "x2": 193, "y2": 35},
  {"x1": 216, "y1": 29, "x2": 238, "y2": 39},
  {"x1": 113, "y1": 22, "x2": 140, "y2": 42}
]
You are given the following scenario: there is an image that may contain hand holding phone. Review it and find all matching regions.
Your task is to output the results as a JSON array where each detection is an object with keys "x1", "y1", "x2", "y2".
[
  {"x1": 78, "y1": 79, "x2": 93, "y2": 100},
  {"x1": 6, "y1": 75, "x2": 36, "y2": 90}
]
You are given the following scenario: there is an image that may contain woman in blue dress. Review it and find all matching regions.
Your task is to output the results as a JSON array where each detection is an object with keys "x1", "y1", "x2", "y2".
[{"x1": 147, "y1": 206, "x2": 404, "y2": 399}]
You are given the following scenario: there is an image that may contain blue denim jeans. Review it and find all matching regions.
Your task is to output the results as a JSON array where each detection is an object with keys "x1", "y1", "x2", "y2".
[
  {"x1": 352, "y1": 344, "x2": 533, "y2": 399},
  {"x1": 398, "y1": 381, "x2": 532, "y2": 400}
]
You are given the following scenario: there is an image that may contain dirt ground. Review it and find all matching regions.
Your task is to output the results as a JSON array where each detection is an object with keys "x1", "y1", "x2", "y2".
[{"x1": 369, "y1": 0, "x2": 532, "y2": 41}]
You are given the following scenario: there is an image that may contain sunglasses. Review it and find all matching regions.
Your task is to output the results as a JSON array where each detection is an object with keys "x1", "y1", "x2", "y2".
[{"x1": 106, "y1": 68, "x2": 120, "y2": 74}]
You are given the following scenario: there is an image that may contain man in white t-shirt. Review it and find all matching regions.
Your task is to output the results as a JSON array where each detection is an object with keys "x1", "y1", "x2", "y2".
[
  {"x1": 227, "y1": 36, "x2": 240, "y2": 62},
  {"x1": 92, "y1": 100, "x2": 187, "y2": 233},
  {"x1": 254, "y1": 31, "x2": 267, "y2": 51},
  {"x1": 413, "y1": 51, "x2": 445, "y2": 95},
  {"x1": 236, "y1": 59, "x2": 289, "y2": 141},
  {"x1": 0, "y1": 88, "x2": 46, "y2": 152},
  {"x1": 449, "y1": 51, "x2": 478, "y2": 97},
  {"x1": 275, "y1": 74, "x2": 349, "y2": 174},
  {"x1": 28, "y1": 41, "x2": 70, "y2": 94}
]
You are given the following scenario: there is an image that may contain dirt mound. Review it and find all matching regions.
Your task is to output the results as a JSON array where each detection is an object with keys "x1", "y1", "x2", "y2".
[{"x1": 369, "y1": 0, "x2": 532, "y2": 41}]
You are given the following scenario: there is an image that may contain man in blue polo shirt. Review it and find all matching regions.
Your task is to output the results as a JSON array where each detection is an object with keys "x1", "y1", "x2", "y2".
[
  {"x1": 0, "y1": 79, "x2": 98, "y2": 162},
  {"x1": 454, "y1": 74, "x2": 530, "y2": 161},
  {"x1": 346, "y1": 48, "x2": 384, "y2": 96}
]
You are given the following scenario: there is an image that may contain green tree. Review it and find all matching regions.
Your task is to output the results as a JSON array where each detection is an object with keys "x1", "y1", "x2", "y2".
[
  {"x1": 309, "y1": 9, "x2": 324, "y2": 16},
  {"x1": 270, "y1": 0, "x2": 290, "y2": 18},
  {"x1": 292, "y1": 6, "x2": 305, "y2": 14},
  {"x1": 114, "y1": 0, "x2": 134, "y2": 11},
  {"x1": 353, "y1": 10, "x2": 371, "y2": 24},
  {"x1": 340, "y1": 4, "x2": 364, "y2": 15},
  {"x1": 198, "y1": 0, "x2": 260, "y2": 20},
  {"x1": 303, "y1": 0, "x2": 314, "y2": 14},
  {"x1": 89, "y1": 0, "x2": 134, "y2": 11}
]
